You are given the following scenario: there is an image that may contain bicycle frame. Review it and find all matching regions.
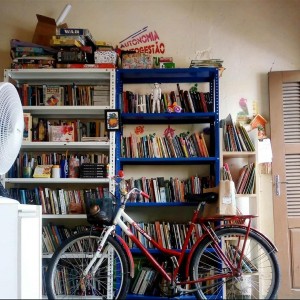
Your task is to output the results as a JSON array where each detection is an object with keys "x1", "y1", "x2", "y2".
[
  {"x1": 83, "y1": 177, "x2": 279, "y2": 296},
  {"x1": 46, "y1": 172, "x2": 280, "y2": 300},
  {"x1": 86, "y1": 201, "x2": 260, "y2": 293},
  {"x1": 119, "y1": 204, "x2": 260, "y2": 287}
]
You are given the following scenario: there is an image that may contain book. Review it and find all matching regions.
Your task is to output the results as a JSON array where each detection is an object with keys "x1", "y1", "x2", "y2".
[
  {"x1": 184, "y1": 90, "x2": 195, "y2": 113},
  {"x1": 152, "y1": 178, "x2": 160, "y2": 202},
  {"x1": 33, "y1": 165, "x2": 52, "y2": 178},
  {"x1": 157, "y1": 177, "x2": 167, "y2": 202},
  {"x1": 138, "y1": 268, "x2": 153, "y2": 294},
  {"x1": 49, "y1": 124, "x2": 75, "y2": 142},
  {"x1": 198, "y1": 92, "x2": 208, "y2": 112},
  {"x1": 50, "y1": 36, "x2": 85, "y2": 47},
  {"x1": 200, "y1": 132, "x2": 209, "y2": 157},
  {"x1": 133, "y1": 268, "x2": 147, "y2": 294},
  {"x1": 154, "y1": 221, "x2": 163, "y2": 247},
  {"x1": 58, "y1": 189, "x2": 67, "y2": 214},
  {"x1": 43, "y1": 187, "x2": 52, "y2": 214},
  {"x1": 51, "y1": 190, "x2": 60, "y2": 214},
  {"x1": 57, "y1": 28, "x2": 93, "y2": 37},
  {"x1": 13, "y1": 46, "x2": 45, "y2": 58},
  {"x1": 43, "y1": 85, "x2": 63, "y2": 106},
  {"x1": 23, "y1": 112, "x2": 32, "y2": 142}
]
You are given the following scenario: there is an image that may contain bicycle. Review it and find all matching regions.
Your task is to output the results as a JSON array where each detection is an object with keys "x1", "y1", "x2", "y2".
[{"x1": 46, "y1": 171, "x2": 280, "y2": 299}]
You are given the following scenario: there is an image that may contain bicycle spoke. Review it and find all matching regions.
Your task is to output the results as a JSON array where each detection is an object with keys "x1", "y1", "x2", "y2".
[
  {"x1": 46, "y1": 233, "x2": 130, "y2": 299},
  {"x1": 190, "y1": 228, "x2": 279, "y2": 299}
]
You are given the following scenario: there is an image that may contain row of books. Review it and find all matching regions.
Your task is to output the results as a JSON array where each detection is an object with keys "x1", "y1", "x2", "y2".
[
  {"x1": 8, "y1": 152, "x2": 109, "y2": 178},
  {"x1": 221, "y1": 114, "x2": 255, "y2": 152},
  {"x1": 23, "y1": 115, "x2": 107, "y2": 143},
  {"x1": 121, "y1": 131, "x2": 209, "y2": 159},
  {"x1": 18, "y1": 83, "x2": 109, "y2": 107},
  {"x1": 130, "y1": 261, "x2": 181, "y2": 297},
  {"x1": 121, "y1": 90, "x2": 213, "y2": 114},
  {"x1": 220, "y1": 163, "x2": 233, "y2": 181},
  {"x1": 42, "y1": 224, "x2": 90, "y2": 254},
  {"x1": 124, "y1": 175, "x2": 214, "y2": 203},
  {"x1": 123, "y1": 221, "x2": 203, "y2": 250},
  {"x1": 8, "y1": 186, "x2": 109, "y2": 214},
  {"x1": 236, "y1": 163, "x2": 256, "y2": 194},
  {"x1": 221, "y1": 162, "x2": 256, "y2": 194},
  {"x1": 131, "y1": 264, "x2": 161, "y2": 296},
  {"x1": 190, "y1": 59, "x2": 223, "y2": 68}
]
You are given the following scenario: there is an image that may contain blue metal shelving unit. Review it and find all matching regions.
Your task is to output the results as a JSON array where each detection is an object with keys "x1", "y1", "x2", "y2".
[{"x1": 114, "y1": 68, "x2": 220, "y2": 299}]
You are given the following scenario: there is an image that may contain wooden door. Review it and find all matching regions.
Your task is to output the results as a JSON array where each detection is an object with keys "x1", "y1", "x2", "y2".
[{"x1": 269, "y1": 70, "x2": 300, "y2": 298}]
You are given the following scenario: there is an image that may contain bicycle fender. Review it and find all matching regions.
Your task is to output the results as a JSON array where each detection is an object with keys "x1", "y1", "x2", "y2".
[
  {"x1": 185, "y1": 225, "x2": 278, "y2": 278},
  {"x1": 218, "y1": 224, "x2": 278, "y2": 252},
  {"x1": 115, "y1": 234, "x2": 135, "y2": 278}
]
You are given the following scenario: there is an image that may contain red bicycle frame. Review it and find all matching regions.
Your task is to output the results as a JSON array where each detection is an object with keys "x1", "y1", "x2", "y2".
[{"x1": 114, "y1": 200, "x2": 256, "y2": 286}]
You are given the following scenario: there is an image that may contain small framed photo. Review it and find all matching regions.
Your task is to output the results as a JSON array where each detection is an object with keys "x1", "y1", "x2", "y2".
[{"x1": 105, "y1": 109, "x2": 121, "y2": 131}]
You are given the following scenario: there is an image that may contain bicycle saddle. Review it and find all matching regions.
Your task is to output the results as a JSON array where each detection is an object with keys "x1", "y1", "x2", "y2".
[{"x1": 184, "y1": 192, "x2": 218, "y2": 204}]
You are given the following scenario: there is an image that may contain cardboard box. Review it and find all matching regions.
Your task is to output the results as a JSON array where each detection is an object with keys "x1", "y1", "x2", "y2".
[
  {"x1": 121, "y1": 53, "x2": 152, "y2": 69},
  {"x1": 94, "y1": 50, "x2": 117, "y2": 65},
  {"x1": 32, "y1": 14, "x2": 67, "y2": 47}
]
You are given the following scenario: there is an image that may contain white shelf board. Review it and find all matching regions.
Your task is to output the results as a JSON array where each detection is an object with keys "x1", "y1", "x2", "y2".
[
  {"x1": 5, "y1": 178, "x2": 110, "y2": 184},
  {"x1": 42, "y1": 214, "x2": 87, "y2": 219},
  {"x1": 21, "y1": 141, "x2": 110, "y2": 151},
  {"x1": 22, "y1": 106, "x2": 111, "y2": 117},
  {"x1": 4, "y1": 68, "x2": 114, "y2": 83}
]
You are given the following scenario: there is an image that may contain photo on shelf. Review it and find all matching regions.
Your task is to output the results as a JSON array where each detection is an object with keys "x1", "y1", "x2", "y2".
[{"x1": 105, "y1": 109, "x2": 121, "y2": 131}]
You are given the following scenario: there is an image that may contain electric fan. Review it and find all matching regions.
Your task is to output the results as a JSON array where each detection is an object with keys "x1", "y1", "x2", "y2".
[{"x1": 0, "y1": 82, "x2": 24, "y2": 200}]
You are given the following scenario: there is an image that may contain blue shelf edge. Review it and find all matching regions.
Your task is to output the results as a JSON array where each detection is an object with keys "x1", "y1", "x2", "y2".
[
  {"x1": 118, "y1": 157, "x2": 219, "y2": 165},
  {"x1": 126, "y1": 293, "x2": 197, "y2": 299},
  {"x1": 121, "y1": 112, "x2": 216, "y2": 124},
  {"x1": 125, "y1": 202, "x2": 197, "y2": 207}
]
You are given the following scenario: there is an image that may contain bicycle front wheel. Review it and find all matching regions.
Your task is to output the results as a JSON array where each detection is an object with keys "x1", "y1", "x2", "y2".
[
  {"x1": 190, "y1": 227, "x2": 280, "y2": 299},
  {"x1": 46, "y1": 231, "x2": 130, "y2": 299}
]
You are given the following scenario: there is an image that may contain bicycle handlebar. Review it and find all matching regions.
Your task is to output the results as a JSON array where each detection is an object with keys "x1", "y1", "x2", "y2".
[{"x1": 111, "y1": 172, "x2": 151, "y2": 204}]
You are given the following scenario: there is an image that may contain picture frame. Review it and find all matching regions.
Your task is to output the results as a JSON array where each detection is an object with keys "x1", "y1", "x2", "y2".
[{"x1": 105, "y1": 109, "x2": 121, "y2": 131}]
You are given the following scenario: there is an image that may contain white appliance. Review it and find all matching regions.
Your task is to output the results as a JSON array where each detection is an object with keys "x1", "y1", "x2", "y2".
[
  {"x1": 0, "y1": 198, "x2": 42, "y2": 299},
  {"x1": 0, "y1": 82, "x2": 42, "y2": 298}
]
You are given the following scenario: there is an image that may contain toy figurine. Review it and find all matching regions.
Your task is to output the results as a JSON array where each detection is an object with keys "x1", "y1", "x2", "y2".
[
  {"x1": 167, "y1": 102, "x2": 182, "y2": 113},
  {"x1": 151, "y1": 83, "x2": 161, "y2": 113}
]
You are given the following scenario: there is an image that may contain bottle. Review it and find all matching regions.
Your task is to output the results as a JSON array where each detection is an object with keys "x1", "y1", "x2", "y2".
[
  {"x1": 60, "y1": 157, "x2": 69, "y2": 178},
  {"x1": 38, "y1": 119, "x2": 46, "y2": 141},
  {"x1": 52, "y1": 165, "x2": 60, "y2": 178}
]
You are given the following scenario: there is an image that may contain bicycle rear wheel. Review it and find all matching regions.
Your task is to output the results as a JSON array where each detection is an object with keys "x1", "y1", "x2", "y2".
[
  {"x1": 46, "y1": 231, "x2": 130, "y2": 299},
  {"x1": 190, "y1": 227, "x2": 280, "y2": 299}
]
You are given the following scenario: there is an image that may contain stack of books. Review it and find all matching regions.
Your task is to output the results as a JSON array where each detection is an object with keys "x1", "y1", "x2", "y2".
[
  {"x1": 10, "y1": 39, "x2": 57, "y2": 69},
  {"x1": 51, "y1": 28, "x2": 97, "y2": 65},
  {"x1": 190, "y1": 59, "x2": 223, "y2": 68},
  {"x1": 80, "y1": 163, "x2": 107, "y2": 178}
]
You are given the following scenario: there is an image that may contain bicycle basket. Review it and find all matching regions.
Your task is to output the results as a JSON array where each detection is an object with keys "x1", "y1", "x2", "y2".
[{"x1": 86, "y1": 194, "x2": 116, "y2": 226}]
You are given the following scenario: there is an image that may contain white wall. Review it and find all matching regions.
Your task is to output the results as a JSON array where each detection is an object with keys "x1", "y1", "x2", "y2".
[
  {"x1": 1, "y1": 0, "x2": 299, "y2": 119},
  {"x1": 0, "y1": 0, "x2": 299, "y2": 238}
]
